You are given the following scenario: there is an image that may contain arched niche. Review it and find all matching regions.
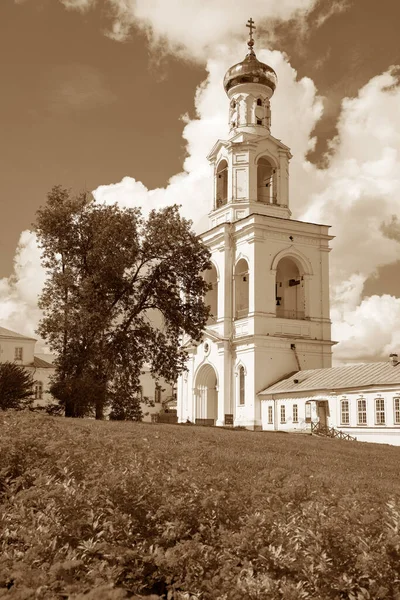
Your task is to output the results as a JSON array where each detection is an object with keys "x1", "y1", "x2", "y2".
[
  {"x1": 203, "y1": 264, "x2": 218, "y2": 324},
  {"x1": 216, "y1": 159, "x2": 228, "y2": 207},
  {"x1": 234, "y1": 258, "x2": 249, "y2": 319},
  {"x1": 257, "y1": 156, "x2": 277, "y2": 204},
  {"x1": 275, "y1": 256, "x2": 306, "y2": 320},
  {"x1": 194, "y1": 363, "x2": 218, "y2": 423},
  {"x1": 235, "y1": 363, "x2": 247, "y2": 406}
]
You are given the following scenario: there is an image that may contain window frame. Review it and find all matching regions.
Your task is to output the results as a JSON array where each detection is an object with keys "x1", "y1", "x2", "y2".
[
  {"x1": 375, "y1": 397, "x2": 385, "y2": 425},
  {"x1": 14, "y1": 347, "x2": 23, "y2": 361},
  {"x1": 340, "y1": 399, "x2": 350, "y2": 425},
  {"x1": 267, "y1": 405, "x2": 273, "y2": 424},
  {"x1": 280, "y1": 404, "x2": 286, "y2": 424},
  {"x1": 357, "y1": 398, "x2": 367, "y2": 426},
  {"x1": 394, "y1": 397, "x2": 400, "y2": 426},
  {"x1": 154, "y1": 384, "x2": 162, "y2": 404},
  {"x1": 293, "y1": 404, "x2": 298, "y2": 423},
  {"x1": 34, "y1": 381, "x2": 43, "y2": 400}
]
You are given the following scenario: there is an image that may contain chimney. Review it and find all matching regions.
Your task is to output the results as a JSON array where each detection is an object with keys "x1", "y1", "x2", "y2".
[{"x1": 389, "y1": 353, "x2": 399, "y2": 366}]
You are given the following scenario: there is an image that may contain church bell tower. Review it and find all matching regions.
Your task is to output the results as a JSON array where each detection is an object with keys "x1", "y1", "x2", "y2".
[{"x1": 177, "y1": 19, "x2": 333, "y2": 430}]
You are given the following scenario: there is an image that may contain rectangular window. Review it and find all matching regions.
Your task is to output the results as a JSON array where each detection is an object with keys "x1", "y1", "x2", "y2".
[
  {"x1": 154, "y1": 385, "x2": 162, "y2": 404},
  {"x1": 357, "y1": 399, "x2": 367, "y2": 425},
  {"x1": 280, "y1": 405, "x2": 286, "y2": 423},
  {"x1": 268, "y1": 405, "x2": 273, "y2": 424},
  {"x1": 14, "y1": 347, "x2": 23, "y2": 361},
  {"x1": 293, "y1": 404, "x2": 298, "y2": 423},
  {"x1": 394, "y1": 398, "x2": 400, "y2": 425},
  {"x1": 34, "y1": 382, "x2": 43, "y2": 400},
  {"x1": 340, "y1": 399, "x2": 349, "y2": 425},
  {"x1": 375, "y1": 398, "x2": 385, "y2": 425}
]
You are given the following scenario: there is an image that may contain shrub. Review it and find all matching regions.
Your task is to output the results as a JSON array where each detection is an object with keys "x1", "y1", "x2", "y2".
[{"x1": 1, "y1": 412, "x2": 400, "y2": 598}]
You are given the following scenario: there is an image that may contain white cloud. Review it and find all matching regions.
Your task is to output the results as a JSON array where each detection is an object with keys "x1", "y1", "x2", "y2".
[
  {"x1": 59, "y1": 0, "x2": 97, "y2": 11},
  {"x1": 0, "y1": 231, "x2": 44, "y2": 341},
  {"x1": 102, "y1": 0, "x2": 319, "y2": 56}
]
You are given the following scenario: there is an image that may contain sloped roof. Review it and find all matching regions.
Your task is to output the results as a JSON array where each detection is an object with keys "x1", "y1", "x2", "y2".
[
  {"x1": 33, "y1": 356, "x2": 55, "y2": 369},
  {"x1": 0, "y1": 326, "x2": 36, "y2": 341},
  {"x1": 259, "y1": 361, "x2": 400, "y2": 396}
]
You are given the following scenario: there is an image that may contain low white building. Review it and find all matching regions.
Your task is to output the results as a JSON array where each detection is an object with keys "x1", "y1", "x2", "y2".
[
  {"x1": 0, "y1": 326, "x2": 55, "y2": 407},
  {"x1": 0, "y1": 325, "x2": 174, "y2": 419},
  {"x1": 259, "y1": 356, "x2": 400, "y2": 445}
]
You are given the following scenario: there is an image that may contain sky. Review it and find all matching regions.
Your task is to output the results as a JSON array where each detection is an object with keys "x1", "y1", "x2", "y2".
[{"x1": 1, "y1": 0, "x2": 400, "y2": 363}]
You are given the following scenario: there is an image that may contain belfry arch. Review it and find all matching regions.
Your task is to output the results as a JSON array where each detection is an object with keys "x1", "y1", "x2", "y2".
[
  {"x1": 216, "y1": 159, "x2": 228, "y2": 207},
  {"x1": 275, "y1": 256, "x2": 306, "y2": 320},
  {"x1": 235, "y1": 258, "x2": 249, "y2": 319},
  {"x1": 257, "y1": 156, "x2": 277, "y2": 204},
  {"x1": 194, "y1": 364, "x2": 218, "y2": 424},
  {"x1": 203, "y1": 263, "x2": 218, "y2": 323}
]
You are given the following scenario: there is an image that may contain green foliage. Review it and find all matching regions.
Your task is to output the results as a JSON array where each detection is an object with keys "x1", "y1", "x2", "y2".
[
  {"x1": 35, "y1": 186, "x2": 211, "y2": 419},
  {"x1": 0, "y1": 362, "x2": 34, "y2": 410},
  {"x1": 2, "y1": 412, "x2": 400, "y2": 599}
]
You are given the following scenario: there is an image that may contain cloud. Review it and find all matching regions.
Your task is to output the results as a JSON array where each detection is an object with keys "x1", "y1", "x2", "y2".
[
  {"x1": 58, "y1": 0, "x2": 320, "y2": 57},
  {"x1": 0, "y1": 231, "x2": 44, "y2": 341},
  {"x1": 301, "y1": 66, "x2": 400, "y2": 361},
  {"x1": 59, "y1": 0, "x2": 97, "y2": 11}
]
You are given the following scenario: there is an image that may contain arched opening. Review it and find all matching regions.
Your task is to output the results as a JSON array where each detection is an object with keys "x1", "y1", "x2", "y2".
[
  {"x1": 216, "y1": 159, "x2": 228, "y2": 208},
  {"x1": 235, "y1": 258, "x2": 249, "y2": 319},
  {"x1": 257, "y1": 157, "x2": 276, "y2": 204},
  {"x1": 256, "y1": 98, "x2": 262, "y2": 106},
  {"x1": 195, "y1": 364, "x2": 218, "y2": 424},
  {"x1": 275, "y1": 257, "x2": 305, "y2": 319},
  {"x1": 203, "y1": 264, "x2": 218, "y2": 324}
]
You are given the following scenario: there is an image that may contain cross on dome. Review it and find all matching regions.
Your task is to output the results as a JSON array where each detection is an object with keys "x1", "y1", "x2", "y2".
[{"x1": 246, "y1": 17, "x2": 256, "y2": 55}]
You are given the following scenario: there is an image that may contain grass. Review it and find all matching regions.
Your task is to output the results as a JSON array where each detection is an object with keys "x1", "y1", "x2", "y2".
[{"x1": 1, "y1": 411, "x2": 400, "y2": 599}]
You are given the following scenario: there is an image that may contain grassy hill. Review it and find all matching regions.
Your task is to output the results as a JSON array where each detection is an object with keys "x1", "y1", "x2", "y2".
[{"x1": 1, "y1": 412, "x2": 400, "y2": 599}]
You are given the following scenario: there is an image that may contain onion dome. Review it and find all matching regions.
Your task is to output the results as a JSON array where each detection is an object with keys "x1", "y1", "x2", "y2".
[{"x1": 223, "y1": 18, "x2": 277, "y2": 96}]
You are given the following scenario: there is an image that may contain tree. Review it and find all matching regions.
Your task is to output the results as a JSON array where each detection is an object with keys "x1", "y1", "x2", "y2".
[
  {"x1": 35, "y1": 186, "x2": 211, "y2": 419},
  {"x1": 0, "y1": 362, "x2": 34, "y2": 410}
]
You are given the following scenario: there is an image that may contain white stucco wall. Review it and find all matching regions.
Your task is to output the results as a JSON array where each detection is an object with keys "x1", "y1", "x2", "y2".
[{"x1": 261, "y1": 387, "x2": 400, "y2": 446}]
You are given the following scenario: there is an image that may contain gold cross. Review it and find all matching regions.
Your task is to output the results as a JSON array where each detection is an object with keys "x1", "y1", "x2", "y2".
[{"x1": 246, "y1": 17, "x2": 256, "y2": 39}]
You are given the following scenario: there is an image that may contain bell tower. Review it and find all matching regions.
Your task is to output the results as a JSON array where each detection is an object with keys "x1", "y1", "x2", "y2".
[{"x1": 177, "y1": 20, "x2": 334, "y2": 430}]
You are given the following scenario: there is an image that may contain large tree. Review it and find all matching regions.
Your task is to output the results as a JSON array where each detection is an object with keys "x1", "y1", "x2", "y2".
[
  {"x1": 35, "y1": 186, "x2": 211, "y2": 419},
  {"x1": 0, "y1": 362, "x2": 34, "y2": 410}
]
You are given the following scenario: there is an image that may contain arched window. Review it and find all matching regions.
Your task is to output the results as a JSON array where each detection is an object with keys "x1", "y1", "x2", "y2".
[
  {"x1": 234, "y1": 258, "x2": 249, "y2": 319},
  {"x1": 203, "y1": 264, "x2": 218, "y2": 323},
  {"x1": 34, "y1": 381, "x2": 43, "y2": 400},
  {"x1": 239, "y1": 366, "x2": 245, "y2": 405},
  {"x1": 340, "y1": 399, "x2": 349, "y2": 425},
  {"x1": 257, "y1": 98, "x2": 262, "y2": 106},
  {"x1": 275, "y1": 257, "x2": 305, "y2": 320},
  {"x1": 216, "y1": 160, "x2": 228, "y2": 207},
  {"x1": 257, "y1": 157, "x2": 276, "y2": 204}
]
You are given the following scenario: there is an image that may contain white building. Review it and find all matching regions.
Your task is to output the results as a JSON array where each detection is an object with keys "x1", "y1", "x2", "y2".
[
  {"x1": 0, "y1": 325, "x2": 174, "y2": 419},
  {"x1": 0, "y1": 326, "x2": 55, "y2": 407},
  {"x1": 177, "y1": 22, "x2": 334, "y2": 430},
  {"x1": 260, "y1": 357, "x2": 400, "y2": 445}
]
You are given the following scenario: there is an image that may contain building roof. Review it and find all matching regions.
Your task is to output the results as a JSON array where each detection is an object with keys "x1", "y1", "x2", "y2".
[
  {"x1": 32, "y1": 356, "x2": 55, "y2": 369},
  {"x1": 0, "y1": 326, "x2": 36, "y2": 341},
  {"x1": 259, "y1": 361, "x2": 400, "y2": 396}
]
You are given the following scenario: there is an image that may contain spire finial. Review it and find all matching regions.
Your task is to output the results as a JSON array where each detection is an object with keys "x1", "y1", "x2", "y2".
[{"x1": 246, "y1": 17, "x2": 256, "y2": 55}]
